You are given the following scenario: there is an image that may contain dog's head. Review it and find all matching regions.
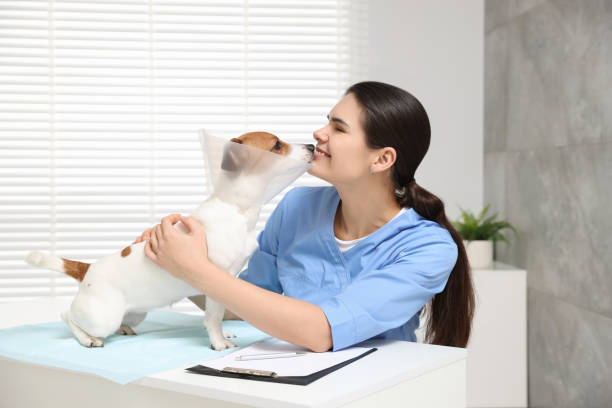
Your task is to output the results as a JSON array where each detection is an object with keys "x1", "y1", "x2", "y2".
[
  {"x1": 221, "y1": 131, "x2": 314, "y2": 173},
  {"x1": 203, "y1": 130, "x2": 314, "y2": 207}
]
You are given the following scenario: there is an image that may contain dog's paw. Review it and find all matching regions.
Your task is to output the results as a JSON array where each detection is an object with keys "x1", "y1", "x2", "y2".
[
  {"x1": 116, "y1": 324, "x2": 137, "y2": 336},
  {"x1": 210, "y1": 339, "x2": 236, "y2": 351},
  {"x1": 223, "y1": 330, "x2": 236, "y2": 339},
  {"x1": 82, "y1": 337, "x2": 104, "y2": 348}
]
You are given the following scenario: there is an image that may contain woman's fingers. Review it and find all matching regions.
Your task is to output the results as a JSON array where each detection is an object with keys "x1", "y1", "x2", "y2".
[
  {"x1": 144, "y1": 239, "x2": 157, "y2": 262},
  {"x1": 133, "y1": 227, "x2": 153, "y2": 244},
  {"x1": 154, "y1": 224, "x2": 163, "y2": 248},
  {"x1": 143, "y1": 228, "x2": 153, "y2": 241},
  {"x1": 161, "y1": 214, "x2": 182, "y2": 236},
  {"x1": 150, "y1": 225, "x2": 161, "y2": 252},
  {"x1": 180, "y1": 216, "x2": 201, "y2": 237}
]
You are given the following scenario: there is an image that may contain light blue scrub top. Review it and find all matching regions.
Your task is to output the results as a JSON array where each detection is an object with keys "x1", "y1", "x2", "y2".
[{"x1": 238, "y1": 186, "x2": 458, "y2": 351}]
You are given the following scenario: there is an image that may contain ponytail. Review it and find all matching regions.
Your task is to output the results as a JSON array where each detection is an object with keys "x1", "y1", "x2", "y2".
[{"x1": 397, "y1": 180, "x2": 475, "y2": 348}]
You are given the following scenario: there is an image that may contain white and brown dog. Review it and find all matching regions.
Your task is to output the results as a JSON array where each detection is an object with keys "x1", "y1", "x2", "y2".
[{"x1": 25, "y1": 132, "x2": 314, "y2": 350}]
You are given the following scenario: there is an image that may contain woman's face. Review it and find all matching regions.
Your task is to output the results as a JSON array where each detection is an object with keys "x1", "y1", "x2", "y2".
[{"x1": 308, "y1": 93, "x2": 375, "y2": 184}]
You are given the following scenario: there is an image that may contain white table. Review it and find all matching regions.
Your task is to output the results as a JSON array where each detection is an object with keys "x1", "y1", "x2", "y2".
[{"x1": 0, "y1": 298, "x2": 467, "y2": 408}]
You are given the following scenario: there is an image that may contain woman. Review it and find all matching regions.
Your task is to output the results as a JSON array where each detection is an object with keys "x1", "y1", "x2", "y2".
[{"x1": 134, "y1": 81, "x2": 475, "y2": 352}]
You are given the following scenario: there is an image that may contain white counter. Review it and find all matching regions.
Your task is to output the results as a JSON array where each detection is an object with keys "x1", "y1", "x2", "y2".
[{"x1": 0, "y1": 298, "x2": 467, "y2": 408}]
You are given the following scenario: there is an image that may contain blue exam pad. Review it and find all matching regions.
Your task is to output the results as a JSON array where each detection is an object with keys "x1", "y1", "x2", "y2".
[{"x1": 0, "y1": 310, "x2": 270, "y2": 384}]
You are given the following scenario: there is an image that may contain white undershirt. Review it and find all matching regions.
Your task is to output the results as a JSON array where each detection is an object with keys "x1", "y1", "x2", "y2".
[{"x1": 335, "y1": 207, "x2": 408, "y2": 253}]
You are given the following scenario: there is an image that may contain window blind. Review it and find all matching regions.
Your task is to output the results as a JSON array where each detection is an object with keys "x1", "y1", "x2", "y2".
[{"x1": 0, "y1": 0, "x2": 368, "y2": 311}]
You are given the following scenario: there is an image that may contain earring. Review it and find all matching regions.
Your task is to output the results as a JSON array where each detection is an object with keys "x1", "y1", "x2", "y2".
[{"x1": 369, "y1": 167, "x2": 374, "y2": 175}]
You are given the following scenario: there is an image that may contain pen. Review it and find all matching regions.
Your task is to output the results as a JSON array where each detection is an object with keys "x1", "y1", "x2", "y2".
[{"x1": 235, "y1": 352, "x2": 307, "y2": 361}]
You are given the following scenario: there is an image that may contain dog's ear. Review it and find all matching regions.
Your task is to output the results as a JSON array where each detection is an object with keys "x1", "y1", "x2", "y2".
[{"x1": 221, "y1": 139, "x2": 244, "y2": 172}]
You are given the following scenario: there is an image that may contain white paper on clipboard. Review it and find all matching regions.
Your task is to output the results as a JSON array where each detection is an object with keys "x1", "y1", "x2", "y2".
[{"x1": 200, "y1": 337, "x2": 373, "y2": 377}]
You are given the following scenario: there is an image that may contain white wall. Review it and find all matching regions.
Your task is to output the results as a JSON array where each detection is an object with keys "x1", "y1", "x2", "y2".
[{"x1": 367, "y1": 0, "x2": 484, "y2": 219}]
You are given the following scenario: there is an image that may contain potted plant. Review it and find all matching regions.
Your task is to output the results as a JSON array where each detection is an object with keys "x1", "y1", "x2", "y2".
[{"x1": 452, "y1": 204, "x2": 517, "y2": 269}]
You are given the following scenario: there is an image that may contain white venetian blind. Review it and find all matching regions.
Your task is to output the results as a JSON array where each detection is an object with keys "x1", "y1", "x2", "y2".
[{"x1": 0, "y1": 0, "x2": 368, "y2": 310}]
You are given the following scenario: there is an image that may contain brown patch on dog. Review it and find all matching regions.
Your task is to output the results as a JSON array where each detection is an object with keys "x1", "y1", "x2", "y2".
[
  {"x1": 62, "y1": 259, "x2": 90, "y2": 282},
  {"x1": 121, "y1": 246, "x2": 131, "y2": 257},
  {"x1": 236, "y1": 131, "x2": 290, "y2": 156}
]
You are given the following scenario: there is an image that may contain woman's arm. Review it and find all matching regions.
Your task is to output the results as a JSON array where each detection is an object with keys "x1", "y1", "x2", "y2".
[
  {"x1": 188, "y1": 261, "x2": 333, "y2": 352},
  {"x1": 145, "y1": 214, "x2": 333, "y2": 352}
]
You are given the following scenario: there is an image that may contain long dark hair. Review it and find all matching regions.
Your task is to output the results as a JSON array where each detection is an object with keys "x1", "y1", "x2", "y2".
[{"x1": 345, "y1": 81, "x2": 475, "y2": 348}]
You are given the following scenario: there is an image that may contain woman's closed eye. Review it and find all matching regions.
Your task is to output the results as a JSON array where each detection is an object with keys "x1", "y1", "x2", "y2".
[{"x1": 328, "y1": 123, "x2": 344, "y2": 133}]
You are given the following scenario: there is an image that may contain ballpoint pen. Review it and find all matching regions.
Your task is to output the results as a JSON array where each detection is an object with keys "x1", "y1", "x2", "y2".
[{"x1": 235, "y1": 351, "x2": 307, "y2": 361}]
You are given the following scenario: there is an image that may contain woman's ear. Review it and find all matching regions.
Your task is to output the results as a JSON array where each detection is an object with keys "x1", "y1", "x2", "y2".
[{"x1": 371, "y1": 147, "x2": 397, "y2": 173}]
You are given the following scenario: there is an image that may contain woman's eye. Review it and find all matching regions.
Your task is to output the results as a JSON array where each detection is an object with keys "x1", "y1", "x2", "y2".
[
  {"x1": 273, "y1": 141, "x2": 282, "y2": 150},
  {"x1": 335, "y1": 128, "x2": 343, "y2": 132}
]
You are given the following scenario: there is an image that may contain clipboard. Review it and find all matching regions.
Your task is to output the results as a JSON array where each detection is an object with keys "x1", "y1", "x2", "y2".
[{"x1": 185, "y1": 347, "x2": 377, "y2": 386}]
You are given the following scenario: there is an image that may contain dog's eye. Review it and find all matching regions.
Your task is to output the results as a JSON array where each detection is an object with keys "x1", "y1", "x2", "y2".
[{"x1": 273, "y1": 141, "x2": 282, "y2": 150}]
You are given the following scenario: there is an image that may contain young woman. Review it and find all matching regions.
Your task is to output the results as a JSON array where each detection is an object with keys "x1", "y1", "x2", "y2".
[{"x1": 134, "y1": 81, "x2": 475, "y2": 352}]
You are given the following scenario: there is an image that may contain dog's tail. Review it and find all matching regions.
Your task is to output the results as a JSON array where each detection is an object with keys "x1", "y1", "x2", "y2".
[{"x1": 25, "y1": 251, "x2": 90, "y2": 282}]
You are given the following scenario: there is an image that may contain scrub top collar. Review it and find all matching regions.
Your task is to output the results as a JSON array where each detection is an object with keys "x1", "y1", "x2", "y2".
[{"x1": 326, "y1": 187, "x2": 417, "y2": 260}]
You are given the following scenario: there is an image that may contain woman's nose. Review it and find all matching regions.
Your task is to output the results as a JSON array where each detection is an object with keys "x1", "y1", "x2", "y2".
[{"x1": 313, "y1": 127, "x2": 327, "y2": 142}]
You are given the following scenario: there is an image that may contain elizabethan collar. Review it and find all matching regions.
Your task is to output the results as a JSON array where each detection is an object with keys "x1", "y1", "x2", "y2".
[{"x1": 199, "y1": 129, "x2": 313, "y2": 207}]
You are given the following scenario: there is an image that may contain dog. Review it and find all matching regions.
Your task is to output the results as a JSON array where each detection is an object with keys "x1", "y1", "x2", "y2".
[{"x1": 25, "y1": 131, "x2": 315, "y2": 350}]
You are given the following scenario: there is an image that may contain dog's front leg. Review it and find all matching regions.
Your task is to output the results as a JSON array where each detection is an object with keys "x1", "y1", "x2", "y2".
[{"x1": 204, "y1": 297, "x2": 237, "y2": 351}]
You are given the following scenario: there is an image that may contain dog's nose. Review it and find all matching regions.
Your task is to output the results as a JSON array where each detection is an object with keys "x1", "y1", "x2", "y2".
[{"x1": 305, "y1": 144, "x2": 315, "y2": 152}]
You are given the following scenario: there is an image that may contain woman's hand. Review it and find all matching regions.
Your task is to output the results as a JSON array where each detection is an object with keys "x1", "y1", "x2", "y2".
[
  {"x1": 144, "y1": 214, "x2": 211, "y2": 286},
  {"x1": 133, "y1": 226, "x2": 154, "y2": 244}
]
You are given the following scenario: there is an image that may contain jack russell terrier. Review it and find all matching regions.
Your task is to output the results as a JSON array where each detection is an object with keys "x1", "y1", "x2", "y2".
[{"x1": 25, "y1": 131, "x2": 315, "y2": 351}]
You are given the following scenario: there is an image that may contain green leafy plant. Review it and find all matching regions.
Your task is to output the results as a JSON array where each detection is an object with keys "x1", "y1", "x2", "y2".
[{"x1": 452, "y1": 203, "x2": 517, "y2": 243}]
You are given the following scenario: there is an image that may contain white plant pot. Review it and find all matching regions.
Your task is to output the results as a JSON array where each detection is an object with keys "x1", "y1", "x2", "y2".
[{"x1": 463, "y1": 240, "x2": 493, "y2": 269}]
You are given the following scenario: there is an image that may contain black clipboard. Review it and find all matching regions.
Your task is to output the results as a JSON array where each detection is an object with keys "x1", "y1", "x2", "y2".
[{"x1": 185, "y1": 347, "x2": 377, "y2": 386}]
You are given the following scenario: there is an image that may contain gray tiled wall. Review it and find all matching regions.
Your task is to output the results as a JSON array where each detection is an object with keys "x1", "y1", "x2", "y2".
[{"x1": 484, "y1": 1, "x2": 612, "y2": 406}]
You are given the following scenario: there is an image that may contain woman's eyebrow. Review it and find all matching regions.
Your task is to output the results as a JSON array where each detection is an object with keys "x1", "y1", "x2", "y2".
[{"x1": 327, "y1": 114, "x2": 350, "y2": 128}]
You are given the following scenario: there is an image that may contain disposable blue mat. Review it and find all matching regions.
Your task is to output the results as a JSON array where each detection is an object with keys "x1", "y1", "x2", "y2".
[{"x1": 0, "y1": 310, "x2": 270, "y2": 384}]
